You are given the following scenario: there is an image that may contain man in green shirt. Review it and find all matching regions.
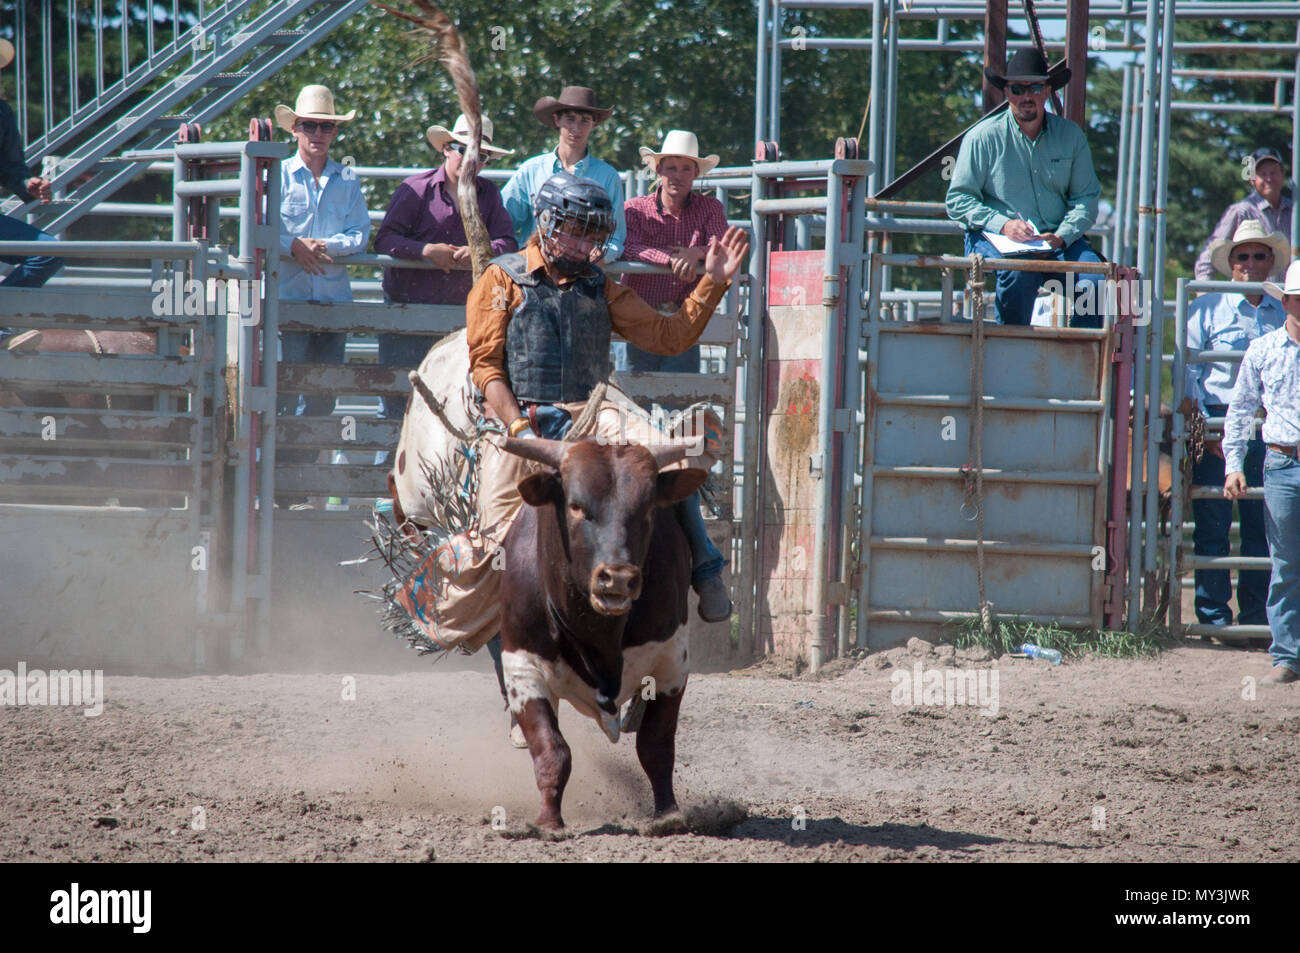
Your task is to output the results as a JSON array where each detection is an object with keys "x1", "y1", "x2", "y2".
[{"x1": 946, "y1": 49, "x2": 1104, "y2": 328}]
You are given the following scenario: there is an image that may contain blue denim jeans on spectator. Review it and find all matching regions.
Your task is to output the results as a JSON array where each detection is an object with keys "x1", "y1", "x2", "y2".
[
  {"x1": 1263, "y1": 449, "x2": 1300, "y2": 673},
  {"x1": 963, "y1": 231, "x2": 1105, "y2": 328},
  {"x1": 1192, "y1": 412, "x2": 1269, "y2": 625},
  {"x1": 627, "y1": 343, "x2": 701, "y2": 374},
  {"x1": 0, "y1": 213, "x2": 63, "y2": 288}
]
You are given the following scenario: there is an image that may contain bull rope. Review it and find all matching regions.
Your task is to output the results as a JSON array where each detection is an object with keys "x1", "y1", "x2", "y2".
[{"x1": 964, "y1": 256, "x2": 993, "y2": 637}]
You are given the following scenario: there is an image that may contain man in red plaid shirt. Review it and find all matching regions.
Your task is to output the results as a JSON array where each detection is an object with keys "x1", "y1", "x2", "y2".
[{"x1": 623, "y1": 130, "x2": 728, "y2": 374}]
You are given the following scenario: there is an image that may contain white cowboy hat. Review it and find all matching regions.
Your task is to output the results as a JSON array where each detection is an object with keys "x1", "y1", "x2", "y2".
[
  {"x1": 1209, "y1": 219, "x2": 1291, "y2": 278},
  {"x1": 0, "y1": 39, "x2": 14, "y2": 70},
  {"x1": 638, "y1": 130, "x2": 720, "y2": 176},
  {"x1": 426, "y1": 113, "x2": 514, "y2": 157},
  {"x1": 274, "y1": 85, "x2": 357, "y2": 135},
  {"x1": 1263, "y1": 260, "x2": 1300, "y2": 299}
]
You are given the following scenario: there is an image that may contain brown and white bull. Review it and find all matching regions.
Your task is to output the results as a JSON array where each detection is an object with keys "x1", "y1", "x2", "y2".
[{"x1": 498, "y1": 436, "x2": 707, "y2": 830}]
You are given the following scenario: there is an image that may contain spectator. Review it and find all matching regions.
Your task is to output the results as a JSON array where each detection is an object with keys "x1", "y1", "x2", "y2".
[
  {"x1": 0, "y1": 37, "x2": 63, "y2": 307},
  {"x1": 622, "y1": 130, "x2": 727, "y2": 378},
  {"x1": 945, "y1": 48, "x2": 1104, "y2": 328},
  {"x1": 274, "y1": 84, "x2": 370, "y2": 475},
  {"x1": 1195, "y1": 147, "x2": 1293, "y2": 282},
  {"x1": 1183, "y1": 220, "x2": 1289, "y2": 631},
  {"x1": 499, "y1": 86, "x2": 626, "y2": 263},
  {"x1": 373, "y1": 112, "x2": 517, "y2": 375},
  {"x1": 1223, "y1": 259, "x2": 1300, "y2": 682}
]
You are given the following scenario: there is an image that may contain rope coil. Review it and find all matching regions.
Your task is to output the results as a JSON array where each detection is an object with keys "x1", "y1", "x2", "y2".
[{"x1": 966, "y1": 255, "x2": 992, "y2": 636}]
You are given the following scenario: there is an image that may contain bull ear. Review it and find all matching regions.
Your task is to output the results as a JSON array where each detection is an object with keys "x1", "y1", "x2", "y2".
[
  {"x1": 655, "y1": 467, "x2": 708, "y2": 507},
  {"x1": 518, "y1": 472, "x2": 562, "y2": 507}
]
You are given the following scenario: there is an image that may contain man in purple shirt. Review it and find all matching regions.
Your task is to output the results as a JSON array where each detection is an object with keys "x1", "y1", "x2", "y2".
[
  {"x1": 1194, "y1": 147, "x2": 1294, "y2": 282},
  {"x1": 374, "y1": 113, "x2": 518, "y2": 369}
]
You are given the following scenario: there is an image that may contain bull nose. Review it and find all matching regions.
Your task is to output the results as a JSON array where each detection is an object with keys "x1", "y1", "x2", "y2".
[{"x1": 592, "y1": 564, "x2": 642, "y2": 600}]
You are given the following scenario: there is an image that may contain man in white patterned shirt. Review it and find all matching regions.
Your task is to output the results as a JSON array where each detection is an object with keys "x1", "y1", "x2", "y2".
[{"x1": 1224, "y1": 259, "x2": 1300, "y2": 682}]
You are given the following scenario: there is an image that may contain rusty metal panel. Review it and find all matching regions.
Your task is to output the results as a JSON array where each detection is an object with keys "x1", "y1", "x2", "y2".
[
  {"x1": 0, "y1": 290, "x2": 199, "y2": 329},
  {"x1": 0, "y1": 350, "x2": 197, "y2": 390},
  {"x1": 277, "y1": 300, "x2": 465, "y2": 335},
  {"x1": 861, "y1": 322, "x2": 1108, "y2": 646},
  {"x1": 0, "y1": 456, "x2": 193, "y2": 494},
  {"x1": 273, "y1": 464, "x2": 389, "y2": 496},
  {"x1": 276, "y1": 416, "x2": 401, "y2": 452},
  {"x1": 277, "y1": 363, "x2": 409, "y2": 396},
  {"x1": 612, "y1": 371, "x2": 733, "y2": 406},
  {"x1": 875, "y1": 325, "x2": 1102, "y2": 402},
  {"x1": 0, "y1": 409, "x2": 197, "y2": 450}
]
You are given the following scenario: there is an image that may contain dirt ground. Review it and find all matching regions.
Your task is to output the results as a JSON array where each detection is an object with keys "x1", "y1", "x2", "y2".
[{"x1": 3, "y1": 637, "x2": 1298, "y2": 862}]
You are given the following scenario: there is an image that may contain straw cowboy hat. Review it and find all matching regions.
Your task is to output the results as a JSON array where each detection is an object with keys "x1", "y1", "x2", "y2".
[
  {"x1": 1264, "y1": 260, "x2": 1300, "y2": 299},
  {"x1": 1209, "y1": 219, "x2": 1291, "y2": 277},
  {"x1": 426, "y1": 113, "x2": 514, "y2": 157},
  {"x1": 0, "y1": 39, "x2": 14, "y2": 70},
  {"x1": 984, "y1": 47, "x2": 1071, "y2": 91},
  {"x1": 274, "y1": 84, "x2": 356, "y2": 134},
  {"x1": 639, "y1": 130, "x2": 720, "y2": 176},
  {"x1": 532, "y1": 86, "x2": 613, "y2": 129}
]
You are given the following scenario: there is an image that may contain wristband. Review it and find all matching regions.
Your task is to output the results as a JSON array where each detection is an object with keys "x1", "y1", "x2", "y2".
[{"x1": 508, "y1": 416, "x2": 532, "y2": 438}]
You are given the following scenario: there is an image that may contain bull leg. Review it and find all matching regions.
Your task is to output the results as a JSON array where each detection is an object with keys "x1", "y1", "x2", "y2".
[
  {"x1": 516, "y1": 697, "x2": 571, "y2": 830},
  {"x1": 635, "y1": 688, "x2": 684, "y2": 818}
]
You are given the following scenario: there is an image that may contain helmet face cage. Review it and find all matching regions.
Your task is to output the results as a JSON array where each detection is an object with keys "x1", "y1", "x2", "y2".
[{"x1": 533, "y1": 173, "x2": 615, "y2": 272}]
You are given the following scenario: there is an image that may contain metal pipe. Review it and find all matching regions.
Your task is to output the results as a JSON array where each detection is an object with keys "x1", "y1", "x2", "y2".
[
  {"x1": 868, "y1": 0, "x2": 884, "y2": 196},
  {"x1": 884, "y1": 0, "x2": 900, "y2": 187},
  {"x1": 1127, "y1": 0, "x2": 1161, "y2": 633},
  {"x1": 755, "y1": 0, "x2": 769, "y2": 149},
  {"x1": 807, "y1": 169, "x2": 846, "y2": 672},
  {"x1": 1143, "y1": 0, "x2": 1176, "y2": 597},
  {"x1": 856, "y1": 252, "x2": 884, "y2": 648},
  {"x1": 754, "y1": 196, "x2": 830, "y2": 214},
  {"x1": 769, "y1": 0, "x2": 782, "y2": 141},
  {"x1": 1112, "y1": 64, "x2": 1133, "y2": 264},
  {"x1": 776, "y1": 38, "x2": 1300, "y2": 54},
  {"x1": 1293, "y1": 19, "x2": 1300, "y2": 262}
]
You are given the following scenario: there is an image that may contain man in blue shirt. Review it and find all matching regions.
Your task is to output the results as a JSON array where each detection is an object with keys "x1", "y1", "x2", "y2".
[
  {"x1": 1184, "y1": 220, "x2": 1289, "y2": 630},
  {"x1": 946, "y1": 49, "x2": 1104, "y2": 327},
  {"x1": 0, "y1": 37, "x2": 62, "y2": 307},
  {"x1": 499, "y1": 86, "x2": 626, "y2": 263},
  {"x1": 273, "y1": 84, "x2": 371, "y2": 472}
]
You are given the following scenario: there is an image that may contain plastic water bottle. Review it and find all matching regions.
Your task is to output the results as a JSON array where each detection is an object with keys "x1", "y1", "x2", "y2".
[{"x1": 1019, "y1": 643, "x2": 1062, "y2": 665}]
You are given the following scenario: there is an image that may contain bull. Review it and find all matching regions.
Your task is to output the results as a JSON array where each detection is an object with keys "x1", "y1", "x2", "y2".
[{"x1": 498, "y1": 435, "x2": 708, "y2": 830}]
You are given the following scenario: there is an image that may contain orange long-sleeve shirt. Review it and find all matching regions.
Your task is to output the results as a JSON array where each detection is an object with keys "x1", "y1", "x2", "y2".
[{"x1": 466, "y1": 242, "x2": 730, "y2": 396}]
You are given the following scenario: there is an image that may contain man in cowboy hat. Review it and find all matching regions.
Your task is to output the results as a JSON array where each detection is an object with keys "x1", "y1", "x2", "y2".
[
  {"x1": 373, "y1": 112, "x2": 518, "y2": 375},
  {"x1": 1224, "y1": 260, "x2": 1300, "y2": 682},
  {"x1": 946, "y1": 48, "x2": 1104, "y2": 327},
  {"x1": 1183, "y1": 220, "x2": 1290, "y2": 632},
  {"x1": 622, "y1": 130, "x2": 728, "y2": 377},
  {"x1": 274, "y1": 84, "x2": 370, "y2": 473},
  {"x1": 499, "y1": 86, "x2": 626, "y2": 262},
  {"x1": 0, "y1": 37, "x2": 63, "y2": 302},
  {"x1": 1195, "y1": 146, "x2": 1293, "y2": 282}
]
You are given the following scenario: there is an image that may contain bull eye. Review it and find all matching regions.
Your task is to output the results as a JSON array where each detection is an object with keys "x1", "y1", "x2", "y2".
[{"x1": 568, "y1": 502, "x2": 586, "y2": 520}]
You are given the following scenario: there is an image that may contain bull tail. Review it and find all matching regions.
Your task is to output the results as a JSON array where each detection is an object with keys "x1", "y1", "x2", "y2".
[{"x1": 374, "y1": 1, "x2": 494, "y2": 282}]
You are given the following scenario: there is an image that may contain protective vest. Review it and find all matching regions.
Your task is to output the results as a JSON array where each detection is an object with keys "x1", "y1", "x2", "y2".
[{"x1": 497, "y1": 251, "x2": 611, "y2": 403}]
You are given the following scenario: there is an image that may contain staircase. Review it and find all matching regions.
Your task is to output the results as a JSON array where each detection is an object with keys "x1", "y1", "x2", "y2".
[{"x1": 9, "y1": 0, "x2": 370, "y2": 234}]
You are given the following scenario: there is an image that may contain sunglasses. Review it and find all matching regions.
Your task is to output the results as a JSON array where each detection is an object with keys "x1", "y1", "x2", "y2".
[
  {"x1": 1007, "y1": 83, "x2": 1046, "y2": 96},
  {"x1": 296, "y1": 121, "x2": 336, "y2": 134},
  {"x1": 447, "y1": 142, "x2": 492, "y2": 164},
  {"x1": 1234, "y1": 251, "x2": 1272, "y2": 262}
]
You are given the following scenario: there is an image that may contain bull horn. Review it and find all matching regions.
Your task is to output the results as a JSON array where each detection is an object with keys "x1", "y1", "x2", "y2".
[
  {"x1": 651, "y1": 439, "x2": 701, "y2": 471},
  {"x1": 502, "y1": 436, "x2": 568, "y2": 470}
]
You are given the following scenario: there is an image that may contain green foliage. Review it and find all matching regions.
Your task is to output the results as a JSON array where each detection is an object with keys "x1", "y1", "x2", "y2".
[{"x1": 946, "y1": 616, "x2": 1173, "y2": 661}]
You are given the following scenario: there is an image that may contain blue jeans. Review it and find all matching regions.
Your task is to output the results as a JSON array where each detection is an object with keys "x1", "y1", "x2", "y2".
[
  {"x1": 277, "y1": 330, "x2": 345, "y2": 419},
  {"x1": 1263, "y1": 449, "x2": 1300, "y2": 672},
  {"x1": 0, "y1": 213, "x2": 63, "y2": 288},
  {"x1": 963, "y1": 231, "x2": 1105, "y2": 328},
  {"x1": 1192, "y1": 416, "x2": 1269, "y2": 625}
]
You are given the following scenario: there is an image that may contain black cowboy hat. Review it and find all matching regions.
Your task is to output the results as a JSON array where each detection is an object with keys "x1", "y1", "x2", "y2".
[
  {"x1": 533, "y1": 86, "x2": 614, "y2": 129},
  {"x1": 984, "y1": 48, "x2": 1072, "y2": 91}
]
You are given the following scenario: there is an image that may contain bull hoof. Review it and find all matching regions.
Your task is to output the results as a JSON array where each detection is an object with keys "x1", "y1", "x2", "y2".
[
  {"x1": 534, "y1": 813, "x2": 565, "y2": 832},
  {"x1": 643, "y1": 808, "x2": 687, "y2": 837}
]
